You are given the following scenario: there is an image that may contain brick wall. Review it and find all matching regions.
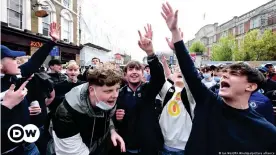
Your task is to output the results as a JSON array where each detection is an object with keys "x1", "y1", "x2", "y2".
[{"x1": 244, "y1": 20, "x2": 250, "y2": 33}]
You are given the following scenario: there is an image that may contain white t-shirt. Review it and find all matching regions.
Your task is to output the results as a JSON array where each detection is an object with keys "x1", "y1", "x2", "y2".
[{"x1": 158, "y1": 81, "x2": 195, "y2": 150}]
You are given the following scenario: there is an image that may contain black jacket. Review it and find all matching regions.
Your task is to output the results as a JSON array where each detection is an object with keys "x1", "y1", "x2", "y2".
[
  {"x1": 114, "y1": 54, "x2": 165, "y2": 155},
  {"x1": 52, "y1": 83, "x2": 116, "y2": 155},
  {"x1": 1, "y1": 41, "x2": 56, "y2": 154},
  {"x1": 174, "y1": 40, "x2": 276, "y2": 155}
]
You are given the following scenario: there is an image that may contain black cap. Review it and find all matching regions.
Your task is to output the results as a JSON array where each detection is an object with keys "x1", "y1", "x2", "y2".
[{"x1": 48, "y1": 59, "x2": 62, "y2": 66}]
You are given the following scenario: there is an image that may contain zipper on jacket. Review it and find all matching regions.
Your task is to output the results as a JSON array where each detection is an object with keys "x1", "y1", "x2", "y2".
[{"x1": 89, "y1": 118, "x2": 96, "y2": 151}]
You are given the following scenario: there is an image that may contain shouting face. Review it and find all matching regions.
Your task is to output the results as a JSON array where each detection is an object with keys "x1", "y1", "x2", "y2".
[{"x1": 1, "y1": 57, "x2": 21, "y2": 75}]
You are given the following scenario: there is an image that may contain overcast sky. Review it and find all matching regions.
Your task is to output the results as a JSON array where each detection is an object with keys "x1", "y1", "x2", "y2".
[{"x1": 81, "y1": 0, "x2": 270, "y2": 62}]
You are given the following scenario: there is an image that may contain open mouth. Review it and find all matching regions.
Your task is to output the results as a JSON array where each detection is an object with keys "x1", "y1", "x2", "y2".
[
  {"x1": 220, "y1": 81, "x2": 230, "y2": 88},
  {"x1": 177, "y1": 75, "x2": 183, "y2": 78},
  {"x1": 130, "y1": 74, "x2": 139, "y2": 78},
  {"x1": 107, "y1": 101, "x2": 115, "y2": 104}
]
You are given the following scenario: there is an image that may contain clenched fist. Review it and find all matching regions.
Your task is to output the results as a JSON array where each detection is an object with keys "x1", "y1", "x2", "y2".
[{"x1": 116, "y1": 109, "x2": 125, "y2": 121}]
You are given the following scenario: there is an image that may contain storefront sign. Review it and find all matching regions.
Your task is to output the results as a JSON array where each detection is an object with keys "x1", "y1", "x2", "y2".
[
  {"x1": 50, "y1": 46, "x2": 59, "y2": 56},
  {"x1": 30, "y1": 41, "x2": 43, "y2": 48}
]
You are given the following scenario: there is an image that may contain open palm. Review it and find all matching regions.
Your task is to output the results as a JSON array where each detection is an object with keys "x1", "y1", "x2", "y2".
[
  {"x1": 161, "y1": 2, "x2": 178, "y2": 31},
  {"x1": 49, "y1": 22, "x2": 60, "y2": 42},
  {"x1": 138, "y1": 24, "x2": 154, "y2": 55}
]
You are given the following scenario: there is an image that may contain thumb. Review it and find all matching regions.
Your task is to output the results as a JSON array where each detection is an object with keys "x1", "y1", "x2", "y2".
[
  {"x1": 9, "y1": 84, "x2": 16, "y2": 91},
  {"x1": 111, "y1": 136, "x2": 117, "y2": 147}
]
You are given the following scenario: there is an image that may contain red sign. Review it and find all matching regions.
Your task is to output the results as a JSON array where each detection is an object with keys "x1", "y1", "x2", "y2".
[{"x1": 30, "y1": 41, "x2": 43, "y2": 48}]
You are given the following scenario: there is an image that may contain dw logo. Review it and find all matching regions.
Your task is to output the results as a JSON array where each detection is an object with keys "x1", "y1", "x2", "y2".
[{"x1": 7, "y1": 124, "x2": 40, "y2": 143}]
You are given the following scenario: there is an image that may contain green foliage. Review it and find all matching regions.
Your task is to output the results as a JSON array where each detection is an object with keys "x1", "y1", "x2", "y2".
[
  {"x1": 212, "y1": 29, "x2": 276, "y2": 61},
  {"x1": 211, "y1": 35, "x2": 237, "y2": 61},
  {"x1": 189, "y1": 41, "x2": 206, "y2": 54}
]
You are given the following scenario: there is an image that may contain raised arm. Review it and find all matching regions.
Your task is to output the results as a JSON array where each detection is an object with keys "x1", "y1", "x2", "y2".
[
  {"x1": 161, "y1": 2, "x2": 215, "y2": 105},
  {"x1": 138, "y1": 24, "x2": 166, "y2": 99},
  {"x1": 20, "y1": 22, "x2": 60, "y2": 77}
]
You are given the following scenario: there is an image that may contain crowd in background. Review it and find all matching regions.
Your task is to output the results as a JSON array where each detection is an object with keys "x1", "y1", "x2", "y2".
[{"x1": 1, "y1": 2, "x2": 276, "y2": 155}]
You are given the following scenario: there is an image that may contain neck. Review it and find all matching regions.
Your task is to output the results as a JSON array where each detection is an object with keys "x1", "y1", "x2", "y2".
[
  {"x1": 128, "y1": 82, "x2": 141, "y2": 92},
  {"x1": 223, "y1": 94, "x2": 250, "y2": 110}
]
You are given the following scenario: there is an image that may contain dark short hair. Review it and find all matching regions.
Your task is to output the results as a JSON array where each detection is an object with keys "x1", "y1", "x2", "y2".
[
  {"x1": 202, "y1": 66, "x2": 212, "y2": 73},
  {"x1": 223, "y1": 62, "x2": 265, "y2": 91},
  {"x1": 123, "y1": 61, "x2": 143, "y2": 73},
  {"x1": 87, "y1": 63, "x2": 123, "y2": 87},
  {"x1": 92, "y1": 57, "x2": 100, "y2": 61},
  {"x1": 48, "y1": 59, "x2": 61, "y2": 66},
  {"x1": 144, "y1": 65, "x2": 150, "y2": 70}
]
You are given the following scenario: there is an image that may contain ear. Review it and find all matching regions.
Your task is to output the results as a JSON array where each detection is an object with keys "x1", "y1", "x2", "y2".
[
  {"x1": 88, "y1": 85, "x2": 94, "y2": 94},
  {"x1": 245, "y1": 83, "x2": 258, "y2": 92}
]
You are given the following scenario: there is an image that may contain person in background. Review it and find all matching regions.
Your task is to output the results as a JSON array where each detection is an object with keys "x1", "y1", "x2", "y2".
[
  {"x1": 265, "y1": 63, "x2": 276, "y2": 81},
  {"x1": 48, "y1": 59, "x2": 67, "y2": 84},
  {"x1": 201, "y1": 66, "x2": 216, "y2": 88},
  {"x1": 80, "y1": 57, "x2": 102, "y2": 82},
  {"x1": 143, "y1": 65, "x2": 151, "y2": 82},
  {"x1": 49, "y1": 60, "x2": 85, "y2": 115},
  {"x1": 259, "y1": 67, "x2": 276, "y2": 94},
  {"x1": 92, "y1": 57, "x2": 101, "y2": 66},
  {"x1": 1, "y1": 22, "x2": 60, "y2": 155},
  {"x1": 161, "y1": 3, "x2": 276, "y2": 153},
  {"x1": 52, "y1": 63, "x2": 125, "y2": 155},
  {"x1": 210, "y1": 65, "x2": 225, "y2": 93}
]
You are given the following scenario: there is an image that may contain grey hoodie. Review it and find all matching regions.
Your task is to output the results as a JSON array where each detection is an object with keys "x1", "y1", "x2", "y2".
[{"x1": 65, "y1": 82, "x2": 115, "y2": 131}]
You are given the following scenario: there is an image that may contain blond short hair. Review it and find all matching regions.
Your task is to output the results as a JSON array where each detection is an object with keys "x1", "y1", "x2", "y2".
[{"x1": 66, "y1": 60, "x2": 79, "y2": 69}]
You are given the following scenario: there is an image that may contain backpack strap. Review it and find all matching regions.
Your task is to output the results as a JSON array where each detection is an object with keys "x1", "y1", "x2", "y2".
[{"x1": 162, "y1": 86, "x2": 175, "y2": 108}]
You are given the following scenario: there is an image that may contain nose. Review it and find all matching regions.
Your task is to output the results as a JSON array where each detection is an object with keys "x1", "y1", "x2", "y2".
[
  {"x1": 112, "y1": 91, "x2": 119, "y2": 99},
  {"x1": 222, "y1": 72, "x2": 229, "y2": 79}
]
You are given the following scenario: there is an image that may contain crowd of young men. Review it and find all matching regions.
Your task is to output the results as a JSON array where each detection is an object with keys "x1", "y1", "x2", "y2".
[{"x1": 1, "y1": 2, "x2": 276, "y2": 155}]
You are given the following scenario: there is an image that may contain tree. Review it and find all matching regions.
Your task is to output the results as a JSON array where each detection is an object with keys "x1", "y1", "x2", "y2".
[
  {"x1": 211, "y1": 35, "x2": 237, "y2": 61},
  {"x1": 260, "y1": 29, "x2": 276, "y2": 60},
  {"x1": 237, "y1": 29, "x2": 276, "y2": 61},
  {"x1": 189, "y1": 41, "x2": 206, "y2": 54}
]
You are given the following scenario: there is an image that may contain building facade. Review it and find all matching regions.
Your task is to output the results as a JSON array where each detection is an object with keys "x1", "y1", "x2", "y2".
[
  {"x1": 186, "y1": 0, "x2": 276, "y2": 60},
  {"x1": 1, "y1": 0, "x2": 82, "y2": 65},
  {"x1": 79, "y1": 0, "x2": 130, "y2": 66}
]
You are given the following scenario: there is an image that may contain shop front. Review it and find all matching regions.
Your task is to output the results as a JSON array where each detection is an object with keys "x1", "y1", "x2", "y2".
[{"x1": 1, "y1": 22, "x2": 82, "y2": 66}]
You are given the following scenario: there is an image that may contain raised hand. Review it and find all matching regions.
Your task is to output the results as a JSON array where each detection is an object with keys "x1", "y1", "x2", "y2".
[
  {"x1": 166, "y1": 28, "x2": 184, "y2": 50},
  {"x1": 2, "y1": 81, "x2": 29, "y2": 109},
  {"x1": 138, "y1": 25, "x2": 154, "y2": 56},
  {"x1": 49, "y1": 22, "x2": 60, "y2": 42},
  {"x1": 144, "y1": 24, "x2": 153, "y2": 40},
  {"x1": 161, "y1": 2, "x2": 178, "y2": 31}
]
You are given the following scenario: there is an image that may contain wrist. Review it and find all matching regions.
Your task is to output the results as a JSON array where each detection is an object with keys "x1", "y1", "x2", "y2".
[
  {"x1": 147, "y1": 51, "x2": 154, "y2": 56},
  {"x1": 110, "y1": 129, "x2": 116, "y2": 134},
  {"x1": 2, "y1": 101, "x2": 14, "y2": 109}
]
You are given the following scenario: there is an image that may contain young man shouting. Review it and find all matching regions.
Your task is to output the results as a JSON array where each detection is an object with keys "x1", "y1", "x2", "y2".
[
  {"x1": 161, "y1": 2, "x2": 276, "y2": 154},
  {"x1": 52, "y1": 63, "x2": 125, "y2": 155}
]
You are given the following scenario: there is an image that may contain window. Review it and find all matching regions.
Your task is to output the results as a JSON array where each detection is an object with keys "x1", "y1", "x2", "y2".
[
  {"x1": 238, "y1": 24, "x2": 244, "y2": 35},
  {"x1": 251, "y1": 18, "x2": 260, "y2": 29},
  {"x1": 61, "y1": 9, "x2": 73, "y2": 42},
  {"x1": 38, "y1": 0, "x2": 56, "y2": 37},
  {"x1": 42, "y1": 15, "x2": 51, "y2": 36},
  {"x1": 63, "y1": 0, "x2": 71, "y2": 9},
  {"x1": 63, "y1": 18, "x2": 70, "y2": 42},
  {"x1": 7, "y1": 0, "x2": 23, "y2": 29}
]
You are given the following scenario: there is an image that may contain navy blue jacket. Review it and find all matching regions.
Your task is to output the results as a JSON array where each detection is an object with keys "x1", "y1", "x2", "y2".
[
  {"x1": 114, "y1": 55, "x2": 165, "y2": 155},
  {"x1": 249, "y1": 92, "x2": 274, "y2": 124},
  {"x1": 1, "y1": 41, "x2": 56, "y2": 153},
  {"x1": 174, "y1": 40, "x2": 276, "y2": 154}
]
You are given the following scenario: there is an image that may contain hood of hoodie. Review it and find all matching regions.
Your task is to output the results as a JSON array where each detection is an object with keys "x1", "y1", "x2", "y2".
[{"x1": 65, "y1": 83, "x2": 98, "y2": 117}]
